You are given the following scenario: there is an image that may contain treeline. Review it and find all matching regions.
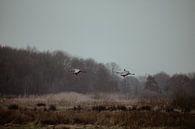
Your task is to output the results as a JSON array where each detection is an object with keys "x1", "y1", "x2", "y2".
[
  {"x1": 0, "y1": 45, "x2": 195, "y2": 99},
  {"x1": 0, "y1": 46, "x2": 119, "y2": 95},
  {"x1": 124, "y1": 72, "x2": 195, "y2": 99}
]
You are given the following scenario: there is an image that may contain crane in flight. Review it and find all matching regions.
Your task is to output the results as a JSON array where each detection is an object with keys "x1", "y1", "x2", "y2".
[
  {"x1": 116, "y1": 69, "x2": 135, "y2": 78},
  {"x1": 71, "y1": 68, "x2": 86, "y2": 75}
]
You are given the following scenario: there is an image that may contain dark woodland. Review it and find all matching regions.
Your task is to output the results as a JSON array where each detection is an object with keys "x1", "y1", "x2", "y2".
[{"x1": 0, "y1": 45, "x2": 195, "y2": 100}]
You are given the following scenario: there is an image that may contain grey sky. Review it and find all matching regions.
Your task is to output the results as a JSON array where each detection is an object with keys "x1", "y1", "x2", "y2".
[{"x1": 0, "y1": 0, "x2": 194, "y2": 75}]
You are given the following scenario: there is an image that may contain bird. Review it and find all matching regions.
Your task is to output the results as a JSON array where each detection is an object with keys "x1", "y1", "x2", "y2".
[
  {"x1": 116, "y1": 69, "x2": 135, "y2": 78},
  {"x1": 71, "y1": 68, "x2": 86, "y2": 75}
]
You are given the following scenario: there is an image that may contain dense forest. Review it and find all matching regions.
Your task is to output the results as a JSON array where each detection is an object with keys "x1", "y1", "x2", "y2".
[{"x1": 0, "y1": 45, "x2": 195, "y2": 100}]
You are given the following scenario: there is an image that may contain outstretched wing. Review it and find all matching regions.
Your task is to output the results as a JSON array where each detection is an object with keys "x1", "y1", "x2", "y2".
[{"x1": 130, "y1": 73, "x2": 135, "y2": 75}]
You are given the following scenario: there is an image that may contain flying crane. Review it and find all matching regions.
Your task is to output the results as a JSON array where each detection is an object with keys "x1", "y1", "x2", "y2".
[
  {"x1": 117, "y1": 69, "x2": 135, "y2": 78},
  {"x1": 71, "y1": 68, "x2": 86, "y2": 75}
]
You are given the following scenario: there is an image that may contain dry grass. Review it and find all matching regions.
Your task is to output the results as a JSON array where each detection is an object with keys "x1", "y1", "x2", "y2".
[
  {"x1": 0, "y1": 92, "x2": 195, "y2": 129},
  {"x1": 0, "y1": 108, "x2": 194, "y2": 129},
  {"x1": 0, "y1": 92, "x2": 138, "y2": 107}
]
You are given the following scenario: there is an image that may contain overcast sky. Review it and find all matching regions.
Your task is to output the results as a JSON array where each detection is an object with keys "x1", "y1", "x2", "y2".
[{"x1": 0, "y1": 0, "x2": 194, "y2": 75}]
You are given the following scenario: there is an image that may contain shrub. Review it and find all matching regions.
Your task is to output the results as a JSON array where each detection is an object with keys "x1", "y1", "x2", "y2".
[
  {"x1": 92, "y1": 105, "x2": 106, "y2": 112},
  {"x1": 8, "y1": 104, "x2": 18, "y2": 110},
  {"x1": 49, "y1": 105, "x2": 56, "y2": 111},
  {"x1": 37, "y1": 103, "x2": 46, "y2": 107},
  {"x1": 172, "y1": 95, "x2": 194, "y2": 112}
]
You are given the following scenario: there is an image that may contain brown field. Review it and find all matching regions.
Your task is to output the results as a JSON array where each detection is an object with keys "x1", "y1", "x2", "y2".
[{"x1": 0, "y1": 92, "x2": 195, "y2": 129}]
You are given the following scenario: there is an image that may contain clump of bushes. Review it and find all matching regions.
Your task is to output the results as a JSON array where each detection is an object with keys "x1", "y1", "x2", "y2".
[
  {"x1": 0, "y1": 109, "x2": 33, "y2": 125},
  {"x1": 48, "y1": 105, "x2": 56, "y2": 111},
  {"x1": 172, "y1": 95, "x2": 194, "y2": 112},
  {"x1": 8, "y1": 104, "x2": 18, "y2": 110},
  {"x1": 36, "y1": 103, "x2": 46, "y2": 107},
  {"x1": 92, "y1": 105, "x2": 106, "y2": 112}
]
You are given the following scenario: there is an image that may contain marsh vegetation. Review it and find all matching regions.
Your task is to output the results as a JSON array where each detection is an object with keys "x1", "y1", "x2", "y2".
[{"x1": 0, "y1": 93, "x2": 195, "y2": 129}]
